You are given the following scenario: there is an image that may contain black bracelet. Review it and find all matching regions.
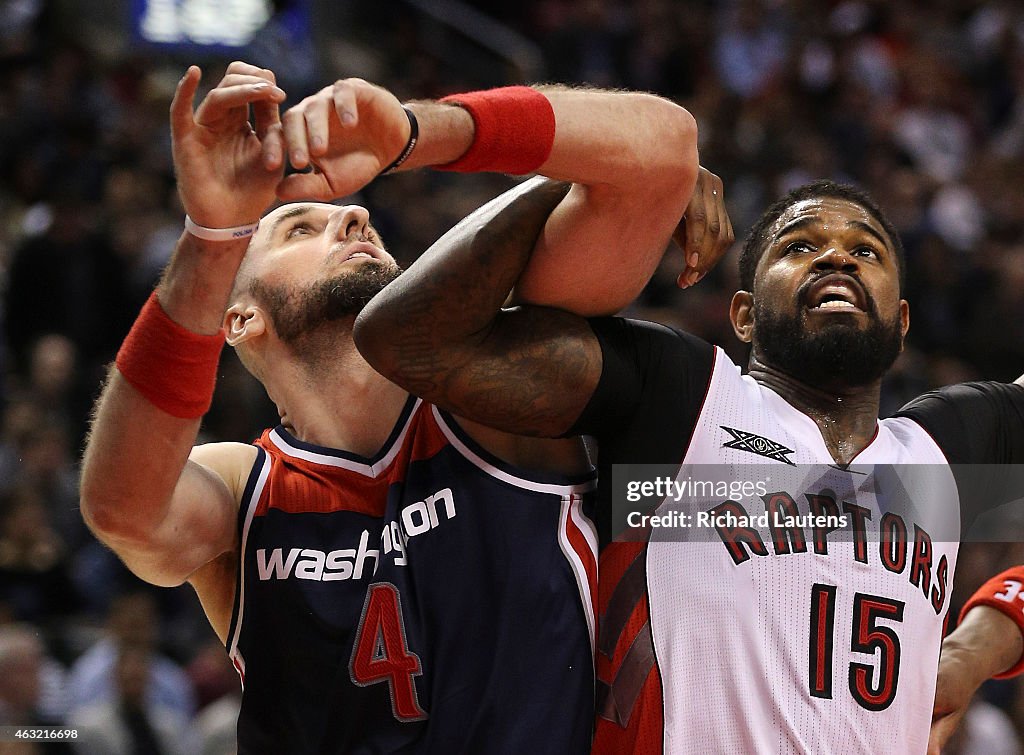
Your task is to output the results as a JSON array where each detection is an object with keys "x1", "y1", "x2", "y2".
[{"x1": 379, "y1": 106, "x2": 419, "y2": 176}]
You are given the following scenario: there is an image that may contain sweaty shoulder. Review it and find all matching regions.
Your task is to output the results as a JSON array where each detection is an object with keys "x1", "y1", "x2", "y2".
[
  {"x1": 568, "y1": 317, "x2": 715, "y2": 460},
  {"x1": 894, "y1": 381, "x2": 1024, "y2": 465}
]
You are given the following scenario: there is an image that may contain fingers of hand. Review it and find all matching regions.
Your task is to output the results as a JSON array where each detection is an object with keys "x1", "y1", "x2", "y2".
[
  {"x1": 927, "y1": 711, "x2": 964, "y2": 755},
  {"x1": 276, "y1": 172, "x2": 331, "y2": 202},
  {"x1": 261, "y1": 123, "x2": 285, "y2": 171},
  {"x1": 169, "y1": 66, "x2": 202, "y2": 137},
  {"x1": 678, "y1": 171, "x2": 733, "y2": 289},
  {"x1": 304, "y1": 97, "x2": 332, "y2": 157},
  {"x1": 225, "y1": 61, "x2": 277, "y2": 85},
  {"x1": 282, "y1": 108, "x2": 311, "y2": 169},
  {"x1": 195, "y1": 78, "x2": 285, "y2": 125},
  {"x1": 677, "y1": 266, "x2": 704, "y2": 289},
  {"x1": 331, "y1": 80, "x2": 361, "y2": 127},
  {"x1": 709, "y1": 172, "x2": 731, "y2": 244}
]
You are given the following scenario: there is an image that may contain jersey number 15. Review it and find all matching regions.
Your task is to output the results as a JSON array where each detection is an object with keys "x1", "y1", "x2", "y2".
[{"x1": 809, "y1": 583, "x2": 905, "y2": 711}]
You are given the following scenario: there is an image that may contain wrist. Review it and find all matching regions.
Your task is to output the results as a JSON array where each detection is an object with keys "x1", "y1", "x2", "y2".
[
  {"x1": 157, "y1": 232, "x2": 251, "y2": 333},
  {"x1": 184, "y1": 215, "x2": 260, "y2": 242},
  {"x1": 959, "y1": 566, "x2": 1024, "y2": 679},
  {"x1": 956, "y1": 605, "x2": 1024, "y2": 679},
  {"x1": 398, "y1": 101, "x2": 475, "y2": 170},
  {"x1": 434, "y1": 86, "x2": 556, "y2": 175},
  {"x1": 116, "y1": 291, "x2": 224, "y2": 419}
]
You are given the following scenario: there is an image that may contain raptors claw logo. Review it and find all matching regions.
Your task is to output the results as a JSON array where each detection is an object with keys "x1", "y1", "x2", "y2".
[{"x1": 720, "y1": 426, "x2": 796, "y2": 465}]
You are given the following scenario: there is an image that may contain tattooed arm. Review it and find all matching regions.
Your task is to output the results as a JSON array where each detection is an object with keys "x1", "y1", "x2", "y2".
[
  {"x1": 354, "y1": 178, "x2": 601, "y2": 437},
  {"x1": 277, "y1": 79, "x2": 703, "y2": 315}
]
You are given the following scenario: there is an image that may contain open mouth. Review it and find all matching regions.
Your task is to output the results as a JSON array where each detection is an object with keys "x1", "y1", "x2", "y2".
[
  {"x1": 805, "y1": 275, "x2": 866, "y2": 312},
  {"x1": 334, "y1": 241, "x2": 381, "y2": 262}
]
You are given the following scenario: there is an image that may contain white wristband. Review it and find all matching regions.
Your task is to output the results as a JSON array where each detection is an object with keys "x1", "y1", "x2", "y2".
[{"x1": 184, "y1": 215, "x2": 260, "y2": 242}]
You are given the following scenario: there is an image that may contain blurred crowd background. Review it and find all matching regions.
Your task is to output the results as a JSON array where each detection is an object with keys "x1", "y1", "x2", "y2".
[{"x1": 0, "y1": 0, "x2": 1023, "y2": 752}]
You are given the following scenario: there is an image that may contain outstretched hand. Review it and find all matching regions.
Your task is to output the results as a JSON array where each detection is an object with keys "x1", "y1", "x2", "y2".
[
  {"x1": 170, "y1": 62, "x2": 287, "y2": 229},
  {"x1": 928, "y1": 644, "x2": 978, "y2": 754},
  {"x1": 673, "y1": 166, "x2": 734, "y2": 288},
  {"x1": 277, "y1": 78, "x2": 412, "y2": 202},
  {"x1": 928, "y1": 605, "x2": 1024, "y2": 754}
]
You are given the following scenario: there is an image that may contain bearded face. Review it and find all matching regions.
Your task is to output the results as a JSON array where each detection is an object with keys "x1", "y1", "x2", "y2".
[
  {"x1": 752, "y1": 284, "x2": 903, "y2": 389},
  {"x1": 251, "y1": 260, "x2": 403, "y2": 346}
]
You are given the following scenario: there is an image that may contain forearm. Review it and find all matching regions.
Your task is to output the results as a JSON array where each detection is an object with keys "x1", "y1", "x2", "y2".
[
  {"x1": 81, "y1": 370, "x2": 202, "y2": 543},
  {"x1": 536, "y1": 86, "x2": 697, "y2": 188},
  {"x1": 405, "y1": 87, "x2": 697, "y2": 314},
  {"x1": 157, "y1": 232, "x2": 251, "y2": 332},
  {"x1": 354, "y1": 178, "x2": 599, "y2": 437},
  {"x1": 405, "y1": 86, "x2": 695, "y2": 191},
  {"x1": 355, "y1": 177, "x2": 568, "y2": 368},
  {"x1": 81, "y1": 232, "x2": 244, "y2": 545},
  {"x1": 943, "y1": 605, "x2": 1024, "y2": 683}
]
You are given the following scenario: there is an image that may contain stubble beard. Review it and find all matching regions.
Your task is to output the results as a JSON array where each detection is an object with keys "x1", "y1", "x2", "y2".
[{"x1": 251, "y1": 260, "x2": 403, "y2": 359}]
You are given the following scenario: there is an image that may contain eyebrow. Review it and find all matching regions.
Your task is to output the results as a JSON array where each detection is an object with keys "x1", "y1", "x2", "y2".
[
  {"x1": 772, "y1": 216, "x2": 890, "y2": 251},
  {"x1": 268, "y1": 205, "x2": 314, "y2": 239}
]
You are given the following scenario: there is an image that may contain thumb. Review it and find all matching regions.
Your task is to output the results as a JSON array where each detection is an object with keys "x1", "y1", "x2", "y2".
[
  {"x1": 928, "y1": 710, "x2": 966, "y2": 754},
  {"x1": 170, "y1": 66, "x2": 202, "y2": 140}
]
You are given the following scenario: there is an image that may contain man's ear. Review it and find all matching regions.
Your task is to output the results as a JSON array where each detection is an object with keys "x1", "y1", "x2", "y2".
[
  {"x1": 730, "y1": 290, "x2": 754, "y2": 343},
  {"x1": 898, "y1": 299, "x2": 910, "y2": 351},
  {"x1": 224, "y1": 304, "x2": 266, "y2": 347}
]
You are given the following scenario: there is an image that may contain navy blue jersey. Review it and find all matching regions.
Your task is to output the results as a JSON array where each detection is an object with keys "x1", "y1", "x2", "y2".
[{"x1": 226, "y1": 396, "x2": 597, "y2": 754}]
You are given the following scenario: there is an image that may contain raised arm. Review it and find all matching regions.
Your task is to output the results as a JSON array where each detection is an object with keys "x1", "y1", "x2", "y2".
[
  {"x1": 277, "y1": 79, "x2": 727, "y2": 315},
  {"x1": 354, "y1": 177, "x2": 602, "y2": 437},
  {"x1": 930, "y1": 566, "x2": 1024, "y2": 755},
  {"x1": 80, "y1": 63, "x2": 285, "y2": 587}
]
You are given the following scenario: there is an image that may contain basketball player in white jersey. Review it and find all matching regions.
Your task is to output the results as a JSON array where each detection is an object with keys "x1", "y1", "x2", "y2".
[
  {"x1": 353, "y1": 172, "x2": 1024, "y2": 754},
  {"x1": 80, "y1": 62, "x2": 743, "y2": 752}
]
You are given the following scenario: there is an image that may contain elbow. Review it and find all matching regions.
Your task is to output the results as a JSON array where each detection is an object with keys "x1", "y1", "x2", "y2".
[
  {"x1": 79, "y1": 475, "x2": 154, "y2": 546},
  {"x1": 79, "y1": 485, "x2": 128, "y2": 543},
  {"x1": 616, "y1": 94, "x2": 700, "y2": 210},
  {"x1": 660, "y1": 102, "x2": 700, "y2": 200},
  {"x1": 353, "y1": 304, "x2": 400, "y2": 382},
  {"x1": 79, "y1": 475, "x2": 109, "y2": 538}
]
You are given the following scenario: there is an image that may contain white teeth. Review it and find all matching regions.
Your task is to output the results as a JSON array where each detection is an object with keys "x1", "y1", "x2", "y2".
[{"x1": 815, "y1": 300, "x2": 857, "y2": 310}]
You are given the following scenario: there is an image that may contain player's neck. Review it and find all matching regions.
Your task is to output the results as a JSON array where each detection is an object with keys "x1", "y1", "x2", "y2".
[
  {"x1": 264, "y1": 336, "x2": 410, "y2": 455},
  {"x1": 747, "y1": 358, "x2": 881, "y2": 465}
]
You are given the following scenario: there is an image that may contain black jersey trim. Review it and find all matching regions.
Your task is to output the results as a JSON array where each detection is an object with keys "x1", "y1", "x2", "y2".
[
  {"x1": 678, "y1": 344, "x2": 719, "y2": 463},
  {"x1": 268, "y1": 395, "x2": 420, "y2": 476},
  {"x1": 432, "y1": 406, "x2": 597, "y2": 494}
]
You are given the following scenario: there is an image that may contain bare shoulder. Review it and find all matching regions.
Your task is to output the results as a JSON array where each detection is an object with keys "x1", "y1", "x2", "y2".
[
  {"x1": 189, "y1": 550, "x2": 240, "y2": 645},
  {"x1": 183, "y1": 442, "x2": 257, "y2": 643},
  {"x1": 189, "y1": 442, "x2": 260, "y2": 502}
]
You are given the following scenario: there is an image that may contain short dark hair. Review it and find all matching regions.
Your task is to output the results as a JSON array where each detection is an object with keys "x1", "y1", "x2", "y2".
[{"x1": 738, "y1": 180, "x2": 906, "y2": 294}]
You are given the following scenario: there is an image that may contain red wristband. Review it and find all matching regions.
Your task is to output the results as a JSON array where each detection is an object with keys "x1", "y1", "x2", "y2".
[
  {"x1": 115, "y1": 292, "x2": 225, "y2": 419},
  {"x1": 959, "y1": 566, "x2": 1024, "y2": 679},
  {"x1": 437, "y1": 86, "x2": 555, "y2": 175}
]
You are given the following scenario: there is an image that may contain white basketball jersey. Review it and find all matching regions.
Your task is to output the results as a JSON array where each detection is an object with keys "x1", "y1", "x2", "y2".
[{"x1": 647, "y1": 347, "x2": 959, "y2": 754}]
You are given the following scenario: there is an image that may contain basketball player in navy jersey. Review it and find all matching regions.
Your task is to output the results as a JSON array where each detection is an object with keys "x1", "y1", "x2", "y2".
[
  {"x1": 79, "y1": 62, "x2": 737, "y2": 753},
  {"x1": 353, "y1": 173, "x2": 1024, "y2": 753}
]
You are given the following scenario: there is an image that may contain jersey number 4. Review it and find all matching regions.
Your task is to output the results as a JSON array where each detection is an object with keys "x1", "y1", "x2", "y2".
[
  {"x1": 808, "y1": 583, "x2": 905, "y2": 711},
  {"x1": 350, "y1": 583, "x2": 428, "y2": 721}
]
